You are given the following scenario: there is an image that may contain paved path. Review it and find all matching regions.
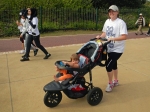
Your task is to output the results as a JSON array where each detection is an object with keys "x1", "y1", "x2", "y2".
[
  {"x1": 1, "y1": 31, "x2": 150, "y2": 112},
  {"x1": 0, "y1": 32, "x2": 148, "y2": 53}
]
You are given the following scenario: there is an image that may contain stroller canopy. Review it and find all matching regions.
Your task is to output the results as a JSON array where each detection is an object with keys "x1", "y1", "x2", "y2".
[{"x1": 77, "y1": 41, "x2": 100, "y2": 62}]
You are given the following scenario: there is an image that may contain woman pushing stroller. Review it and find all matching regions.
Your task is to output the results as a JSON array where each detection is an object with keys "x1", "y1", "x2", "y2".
[{"x1": 96, "y1": 5, "x2": 128, "y2": 92}]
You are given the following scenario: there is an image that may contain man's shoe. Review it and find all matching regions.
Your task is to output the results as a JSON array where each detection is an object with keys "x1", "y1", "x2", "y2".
[
  {"x1": 20, "y1": 50, "x2": 25, "y2": 54},
  {"x1": 34, "y1": 49, "x2": 38, "y2": 56},
  {"x1": 22, "y1": 55, "x2": 25, "y2": 58},
  {"x1": 20, "y1": 57, "x2": 29, "y2": 61},
  {"x1": 43, "y1": 53, "x2": 51, "y2": 59},
  {"x1": 140, "y1": 33, "x2": 144, "y2": 35},
  {"x1": 135, "y1": 33, "x2": 138, "y2": 35}
]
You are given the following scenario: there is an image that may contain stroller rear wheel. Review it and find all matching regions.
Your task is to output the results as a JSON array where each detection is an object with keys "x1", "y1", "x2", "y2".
[
  {"x1": 87, "y1": 87, "x2": 103, "y2": 106},
  {"x1": 44, "y1": 91, "x2": 62, "y2": 108}
]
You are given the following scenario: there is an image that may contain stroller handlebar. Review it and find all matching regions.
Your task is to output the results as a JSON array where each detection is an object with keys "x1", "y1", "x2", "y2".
[
  {"x1": 99, "y1": 38, "x2": 108, "y2": 41},
  {"x1": 90, "y1": 37, "x2": 110, "y2": 46}
]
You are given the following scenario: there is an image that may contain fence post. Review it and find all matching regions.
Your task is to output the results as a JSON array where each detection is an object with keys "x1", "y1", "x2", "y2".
[
  {"x1": 95, "y1": 8, "x2": 98, "y2": 30},
  {"x1": 39, "y1": 6, "x2": 43, "y2": 32}
]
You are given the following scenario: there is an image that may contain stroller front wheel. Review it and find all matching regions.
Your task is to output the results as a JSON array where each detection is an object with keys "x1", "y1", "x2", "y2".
[
  {"x1": 44, "y1": 91, "x2": 62, "y2": 108},
  {"x1": 87, "y1": 87, "x2": 103, "y2": 106}
]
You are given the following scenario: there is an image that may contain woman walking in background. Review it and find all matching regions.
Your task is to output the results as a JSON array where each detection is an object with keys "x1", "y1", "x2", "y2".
[
  {"x1": 17, "y1": 9, "x2": 38, "y2": 57},
  {"x1": 20, "y1": 8, "x2": 51, "y2": 61}
]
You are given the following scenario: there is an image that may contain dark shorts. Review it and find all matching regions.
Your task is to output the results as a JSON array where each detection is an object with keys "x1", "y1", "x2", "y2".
[
  {"x1": 105, "y1": 52, "x2": 122, "y2": 72},
  {"x1": 19, "y1": 33, "x2": 25, "y2": 43},
  {"x1": 20, "y1": 37, "x2": 24, "y2": 43}
]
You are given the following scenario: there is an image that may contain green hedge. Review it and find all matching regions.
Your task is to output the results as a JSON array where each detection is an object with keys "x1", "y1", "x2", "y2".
[{"x1": 0, "y1": 7, "x2": 150, "y2": 37}]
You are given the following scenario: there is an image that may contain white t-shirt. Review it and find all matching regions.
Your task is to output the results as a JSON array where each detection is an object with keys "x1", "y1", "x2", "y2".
[
  {"x1": 31, "y1": 17, "x2": 39, "y2": 36},
  {"x1": 20, "y1": 19, "x2": 29, "y2": 36},
  {"x1": 102, "y1": 18, "x2": 128, "y2": 53},
  {"x1": 27, "y1": 17, "x2": 39, "y2": 36},
  {"x1": 18, "y1": 18, "x2": 25, "y2": 32}
]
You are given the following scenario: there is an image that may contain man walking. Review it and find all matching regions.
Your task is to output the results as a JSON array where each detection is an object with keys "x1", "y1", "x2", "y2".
[{"x1": 135, "y1": 13, "x2": 145, "y2": 35}]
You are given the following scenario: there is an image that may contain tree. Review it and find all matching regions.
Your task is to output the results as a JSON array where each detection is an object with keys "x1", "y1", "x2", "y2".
[{"x1": 91, "y1": 0, "x2": 146, "y2": 9}]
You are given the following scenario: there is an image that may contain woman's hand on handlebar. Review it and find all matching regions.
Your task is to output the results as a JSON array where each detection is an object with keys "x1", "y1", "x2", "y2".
[
  {"x1": 107, "y1": 37, "x2": 115, "y2": 41},
  {"x1": 96, "y1": 35, "x2": 101, "y2": 39},
  {"x1": 90, "y1": 35, "x2": 101, "y2": 41}
]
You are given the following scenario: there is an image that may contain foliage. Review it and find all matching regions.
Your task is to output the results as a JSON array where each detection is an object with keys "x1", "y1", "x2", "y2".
[
  {"x1": 91, "y1": 0, "x2": 147, "y2": 9},
  {"x1": 0, "y1": 0, "x2": 92, "y2": 10},
  {"x1": 0, "y1": 0, "x2": 150, "y2": 37},
  {"x1": 0, "y1": 0, "x2": 148, "y2": 11},
  {"x1": 0, "y1": 22, "x2": 18, "y2": 37}
]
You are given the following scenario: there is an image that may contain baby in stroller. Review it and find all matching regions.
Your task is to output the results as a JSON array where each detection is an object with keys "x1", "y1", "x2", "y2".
[{"x1": 54, "y1": 53, "x2": 80, "y2": 82}]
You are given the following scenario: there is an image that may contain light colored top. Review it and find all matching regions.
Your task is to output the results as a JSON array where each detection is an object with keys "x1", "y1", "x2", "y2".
[
  {"x1": 102, "y1": 18, "x2": 128, "y2": 53},
  {"x1": 20, "y1": 19, "x2": 29, "y2": 36},
  {"x1": 135, "y1": 17, "x2": 145, "y2": 26},
  {"x1": 21, "y1": 17, "x2": 40, "y2": 36},
  {"x1": 30, "y1": 17, "x2": 40, "y2": 36},
  {"x1": 18, "y1": 18, "x2": 25, "y2": 33}
]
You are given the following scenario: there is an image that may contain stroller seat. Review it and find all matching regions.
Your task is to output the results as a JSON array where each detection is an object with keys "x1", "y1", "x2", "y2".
[
  {"x1": 56, "y1": 40, "x2": 107, "y2": 84},
  {"x1": 56, "y1": 54, "x2": 89, "y2": 85}
]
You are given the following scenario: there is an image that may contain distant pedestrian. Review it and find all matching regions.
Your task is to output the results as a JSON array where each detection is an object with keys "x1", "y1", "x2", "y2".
[
  {"x1": 20, "y1": 8, "x2": 51, "y2": 61},
  {"x1": 16, "y1": 9, "x2": 26, "y2": 54},
  {"x1": 17, "y1": 9, "x2": 38, "y2": 57},
  {"x1": 145, "y1": 22, "x2": 150, "y2": 36},
  {"x1": 135, "y1": 13, "x2": 145, "y2": 35}
]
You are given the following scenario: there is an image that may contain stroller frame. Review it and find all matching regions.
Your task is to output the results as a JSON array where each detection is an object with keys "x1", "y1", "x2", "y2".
[{"x1": 43, "y1": 38, "x2": 109, "y2": 108}]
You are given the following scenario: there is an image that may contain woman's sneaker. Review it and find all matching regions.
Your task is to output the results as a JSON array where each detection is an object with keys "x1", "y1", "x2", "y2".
[
  {"x1": 34, "y1": 49, "x2": 38, "y2": 56},
  {"x1": 105, "y1": 83, "x2": 114, "y2": 92},
  {"x1": 113, "y1": 80, "x2": 119, "y2": 86},
  {"x1": 43, "y1": 53, "x2": 51, "y2": 59},
  {"x1": 20, "y1": 57, "x2": 29, "y2": 61}
]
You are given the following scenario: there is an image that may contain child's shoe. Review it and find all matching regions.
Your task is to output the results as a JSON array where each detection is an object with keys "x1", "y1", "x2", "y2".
[
  {"x1": 113, "y1": 80, "x2": 119, "y2": 86},
  {"x1": 20, "y1": 50, "x2": 25, "y2": 54},
  {"x1": 105, "y1": 83, "x2": 114, "y2": 92}
]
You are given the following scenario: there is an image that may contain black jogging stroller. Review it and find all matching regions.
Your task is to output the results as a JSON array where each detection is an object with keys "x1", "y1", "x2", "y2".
[{"x1": 43, "y1": 38, "x2": 110, "y2": 108}]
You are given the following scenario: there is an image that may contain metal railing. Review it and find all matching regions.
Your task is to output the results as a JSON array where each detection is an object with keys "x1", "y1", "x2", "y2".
[{"x1": 0, "y1": 7, "x2": 149, "y2": 37}]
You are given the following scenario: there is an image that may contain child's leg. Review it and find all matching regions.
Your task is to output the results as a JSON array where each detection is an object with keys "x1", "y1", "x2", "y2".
[
  {"x1": 58, "y1": 74, "x2": 73, "y2": 81},
  {"x1": 57, "y1": 69, "x2": 73, "y2": 81},
  {"x1": 20, "y1": 37, "x2": 25, "y2": 54}
]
